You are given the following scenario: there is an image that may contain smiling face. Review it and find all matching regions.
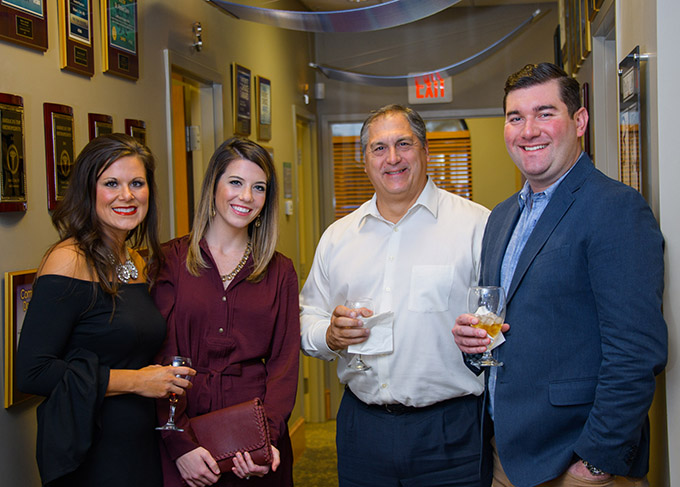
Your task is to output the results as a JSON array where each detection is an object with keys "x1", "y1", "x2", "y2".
[
  {"x1": 95, "y1": 155, "x2": 149, "y2": 243},
  {"x1": 213, "y1": 158, "x2": 267, "y2": 233},
  {"x1": 364, "y1": 112, "x2": 429, "y2": 216},
  {"x1": 504, "y1": 79, "x2": 588, "y2": 192}
]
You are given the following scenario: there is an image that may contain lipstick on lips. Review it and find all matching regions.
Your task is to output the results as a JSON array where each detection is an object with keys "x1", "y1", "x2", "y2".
[{"x1": 113, "y1": 206, "x2": 138, "y2": 216}]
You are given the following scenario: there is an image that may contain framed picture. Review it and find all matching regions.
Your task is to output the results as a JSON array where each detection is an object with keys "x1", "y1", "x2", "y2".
[
  {"x1": 88, "y1": 112, "x2": 113, "y2": 140},
  {"x1": 0, "y1": 0, "x2": 48, "y2": 51},
  {"x1": 0, "y1": 93, "x2": 27, "y2": 212},
  {"x1": 233, "y1": 63, "x2": 251, "y2": 136},
  {"x1": 595, "y1": 0, "x2": 604, "y2": 8},
  {"x1": 579, "y1": 0, "x2": 591, "y2": 61},
  {"x1": 58, "y1": 0, "x2": 94, "y2": 77},
  {"x1": 581, "y1": 82, "x2": 591, "y2": 158},
  {"x1": 553, "y1": 25, "x2": 563, "y2": 69},
  {"x1": 100, "y1": 0, "x2": 138, "y2": 80},
  {"x1": 567, "y1": 0, "x2": 580, "y2": 73},
  {"x1": 257, "y1": 76, "x2": 272, "y2": 141},
  {"x1": 618, "y1": 46, "x2": 642, "y2": 192},
  {"x1": 587, "y1": 0, "x2": 599, "y2": 21},
  {"x1": 4, "y1": 268, "x2": 37, "y2": 408},
  {"x1": 125, "y1": 118, "x2": 146, "y2": 145},
  {"x1": 43, "y1": 103, "x2": 75, "y2": 210}
]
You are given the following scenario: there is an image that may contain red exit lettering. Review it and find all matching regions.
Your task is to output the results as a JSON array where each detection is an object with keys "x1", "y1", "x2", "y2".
[{"x1": 415, "y1": 73, "x2": 446, "y2": 99}]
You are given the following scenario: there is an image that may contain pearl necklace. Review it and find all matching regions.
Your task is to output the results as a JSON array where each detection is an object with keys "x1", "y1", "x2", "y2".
[
  {"x1": 108, "y1": 248, "x2": 139, "y2": 284},
  {"x1": 221, "y1": 242, "x2": 251, "y2": 282}
]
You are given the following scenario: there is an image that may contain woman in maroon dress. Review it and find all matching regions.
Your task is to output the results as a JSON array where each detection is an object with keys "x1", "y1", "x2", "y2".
[{"x1": 152, "y1": 138, "x2": 299, "y2": 487}]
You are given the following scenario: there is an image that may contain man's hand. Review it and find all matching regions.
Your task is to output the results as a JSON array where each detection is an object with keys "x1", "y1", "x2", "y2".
[
  {"x1": 452, "y1": 313, "x2": 509, "y2": 354},
  {"x1": 326, "y1": 305, "x2": 372, "y2": 352},
  {"x1": 567, "y1": 460, "x2": 612, "y2": 480}
]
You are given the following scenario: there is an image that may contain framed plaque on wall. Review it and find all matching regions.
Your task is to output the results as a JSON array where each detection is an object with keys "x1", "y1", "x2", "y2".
[
  {"x1": 100, "y1": 0, "x2": 138, "y2": 80},
  {"x1": 0, "y1": 93, "x2": 27, "y2": 212},
  {"x1": 44, "y1": 103, "x2": 75, "y2": 210},
  {"x1": 88, "y1": 113, "x2": 113, "y2": 140},
  {"x1": 125, "y1": 118, "x2": 146, "y2": 145},
  {"x1": 233, "y1": 63, "x2": 251, "y2": 136},
  {"x1": 58, "y1": 0, "x2": 94, "y2": 77},
  {"x1": 618, "y1": 46, "x2": 642, "y2": 192},
  {"x1": 4, "y1": 268, "x2": 37, "y2": 408},
  {"x1": 0, "y1": 0, "x2": 48, "y2": 51}
]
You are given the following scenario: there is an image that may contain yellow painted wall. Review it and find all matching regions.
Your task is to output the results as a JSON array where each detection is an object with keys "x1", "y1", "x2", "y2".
[{"x1": 468, "y1": 117, "x2": 522, "y2": 211}]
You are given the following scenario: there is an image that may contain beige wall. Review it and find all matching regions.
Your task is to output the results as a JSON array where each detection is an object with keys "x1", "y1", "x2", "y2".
[
  {"x1": 468, "y1": 117, "x2": 521, "y2": 211},
  {"x1": 0, "y1": 0, "x2": 314, "y2": 484}
]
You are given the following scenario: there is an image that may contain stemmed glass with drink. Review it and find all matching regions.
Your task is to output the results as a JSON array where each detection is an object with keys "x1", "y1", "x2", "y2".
[
  {"x1": 156, "y1": 355, "x2": 193, "y2": 431},
  {"x1": 345, "y1": 297, "x2": 374, "y2": 371},
  {"x1": 467, "y1": 286, "x2": 506, "y2": 367}
]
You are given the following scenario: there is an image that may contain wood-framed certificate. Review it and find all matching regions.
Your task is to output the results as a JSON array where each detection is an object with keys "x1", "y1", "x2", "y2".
[
  {"x1": 100, "y1": 0, "x2": 138, "y2": 80},
  {"x1": 125, "y1": 118, "x2": 146, "y2": 145},
  {"x1": 257, "y1": 75, "x2": 272, "y2": 141},
  {"x1": 0, "y1": 0, "x2": 48, "y2": 51},
  {"x1": 4, "y1": 268, "x2": 37, "y2": 408},
  {"x1": 43, "y1": 103, "x2": 75, "y2": 210},
  {"x1": 0, "y1": 93, "x2": 27, "y2": 212},
  {"x1": 233, "y1": 63, "x2": 251, "y2": 136},
  {"x1": 88, "y1": 112, "x2": 113, "y2": 140},
  {"x1": 58, "y1": 0, "x2": 94, "y2": 77}
]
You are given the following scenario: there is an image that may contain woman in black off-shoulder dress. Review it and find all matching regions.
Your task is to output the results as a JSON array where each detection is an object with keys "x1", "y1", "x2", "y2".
[{"x1": 16, "y1": 134, "x2": 195, "y2": 487}]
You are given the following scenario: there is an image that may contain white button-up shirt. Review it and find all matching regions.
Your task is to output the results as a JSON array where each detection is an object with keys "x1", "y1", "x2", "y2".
[{"x1": 300, "y1": 178, "x2": 490, "y2": 407}]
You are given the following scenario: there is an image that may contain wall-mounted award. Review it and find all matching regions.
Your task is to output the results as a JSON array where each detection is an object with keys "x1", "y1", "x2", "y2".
[
  {"x1": 44, "y1": 103, "x2": 75, "y2": 210},
  {"x1": 257, "y1": 75, "x2": 272, "y2": 141},
  {"x1": 100, "y1": 0, "x2": 138, "y2": 80},
  {"x1": 125, "y1": 118, "x2": 146, "y2": 145},
  {"x1": 0, "y1": 93, "x2": 27, "y2": 212},
  {"x1": 88, "y1": 113, "x2": 113, "y2": 140},
  {"x1": 58, "y1": 0, "x2": 94, "y2": 77},
  {"x1": 233, "y1": 63, "x2": 251, "y2": 136},
  {"x1": 0, "y1": 0, "x2": 48, "y2": 51}
]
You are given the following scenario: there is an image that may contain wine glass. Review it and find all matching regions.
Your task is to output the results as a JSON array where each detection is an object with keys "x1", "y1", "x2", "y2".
[
  {"x1": 156, "y1": 356, "x2": 192, "y2": 431},
  {"x1": 345, "y1": 297, "x2": 374, "y2": 371},
  {"x1": 467, "y1": 286, "x2": 506, "y2": 367}
]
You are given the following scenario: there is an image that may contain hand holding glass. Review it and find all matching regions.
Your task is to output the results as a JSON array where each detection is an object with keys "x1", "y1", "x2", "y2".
[
  {"x1": 345, "y1": 297, "x2": 373, "y2": 371},
  {"x1": 467, "y1": 286, "x2": 506, "y2": 367},
  {"x1": 156, "y1": 356, "x2": 192, "y2": 431}
]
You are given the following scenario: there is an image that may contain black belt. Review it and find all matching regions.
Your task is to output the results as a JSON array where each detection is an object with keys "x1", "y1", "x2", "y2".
[{"x1": 346, "y1": 386, "x2": 472, "y2": 415}]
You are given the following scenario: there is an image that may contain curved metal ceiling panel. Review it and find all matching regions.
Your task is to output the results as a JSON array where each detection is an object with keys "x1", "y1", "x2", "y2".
[{"x1": 204, "y1": 0, "x2": 462, "y2": 33}]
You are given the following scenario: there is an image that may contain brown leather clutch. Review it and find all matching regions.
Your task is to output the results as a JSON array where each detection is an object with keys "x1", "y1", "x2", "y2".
[{"x1": 190, "y1": 398, "x2": 273, "y2": 473}]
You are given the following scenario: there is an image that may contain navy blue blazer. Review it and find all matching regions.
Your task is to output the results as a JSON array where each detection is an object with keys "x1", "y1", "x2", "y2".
[{"x1": 480, "y1": 154, "x2": 667, "y2": 486}]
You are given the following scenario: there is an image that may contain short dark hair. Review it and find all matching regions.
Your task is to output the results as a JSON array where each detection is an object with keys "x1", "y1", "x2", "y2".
[
  {"x1": 51, "y1": 133, "x2": 162, "y2": 292},
  {"x1": 360, "y1": 104, "x2": 427, "y2": 154},
  {"x1": 503, "y1": 63, "x2": 582, "y2": 116}
]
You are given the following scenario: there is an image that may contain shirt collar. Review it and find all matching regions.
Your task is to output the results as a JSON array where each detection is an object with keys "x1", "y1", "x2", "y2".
[
  {"x1": 362, "y1": 177, "x2": 438, "y2": 223},
  {"x1": 517, "y1": 154, "x2": 581, "y2": 210}
]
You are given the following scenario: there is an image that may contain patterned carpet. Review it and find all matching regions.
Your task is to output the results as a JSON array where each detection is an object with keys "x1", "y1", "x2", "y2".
[{"x1": 293, "y1": 420, "x2": 338, "y2": 486}]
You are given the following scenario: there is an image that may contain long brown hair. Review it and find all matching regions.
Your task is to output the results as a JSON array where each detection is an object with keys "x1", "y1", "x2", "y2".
[
  {"x1": 51, "y1": 133, "x2": 162, "y2": 294},
  {"x1": 187, "y1": 137, "x2": 279, "y2": 282}
]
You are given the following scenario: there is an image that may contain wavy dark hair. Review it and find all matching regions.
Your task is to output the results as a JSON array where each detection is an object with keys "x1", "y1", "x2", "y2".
[
  {"x1": 187, "y1": 137, "x2": 279, "y2": 282},
  {"x1": 50, "y1": 133, "x2": 162, "y2": 294}
]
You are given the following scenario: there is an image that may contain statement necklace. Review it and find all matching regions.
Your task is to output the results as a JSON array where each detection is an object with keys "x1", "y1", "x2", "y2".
[
  {"x1": 221, "y1": 241, "x2": 252, "y2": 282},
  {"x1": 109, "y1": 248, "x2": 139, "y2": 284}
]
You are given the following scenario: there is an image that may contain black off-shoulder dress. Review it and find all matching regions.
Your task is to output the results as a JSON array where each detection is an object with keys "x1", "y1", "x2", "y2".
[{"x1": 16, "y1": 275, "x2": 166, "y2": 487}]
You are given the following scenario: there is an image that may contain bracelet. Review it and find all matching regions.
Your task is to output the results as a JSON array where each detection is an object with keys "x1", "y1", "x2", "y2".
[{"x1": 581, "y1": 459, "x2": 607, "y2": 476}]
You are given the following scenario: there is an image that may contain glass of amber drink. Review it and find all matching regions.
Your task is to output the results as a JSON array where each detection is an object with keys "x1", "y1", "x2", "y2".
[{"x1": 467, "y1": 286, "x2": 506, "y2": 367}]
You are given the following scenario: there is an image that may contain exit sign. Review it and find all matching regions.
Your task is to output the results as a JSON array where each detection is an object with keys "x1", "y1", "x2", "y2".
[{"x1": 407, "y1": 72, "x2": 453, "y2": 104}]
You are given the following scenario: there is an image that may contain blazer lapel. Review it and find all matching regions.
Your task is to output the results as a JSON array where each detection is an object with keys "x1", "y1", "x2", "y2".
[
  {"x1": 482, "y1": 200, "x2": 521, "y2": 287},
  {"x1": 505, "y1": 155, "x2": 594, "y2": 303}
]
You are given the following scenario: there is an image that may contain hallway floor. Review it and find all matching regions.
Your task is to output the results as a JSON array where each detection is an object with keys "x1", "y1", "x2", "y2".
[{"x1": 293, "y1": 420, "x2": 338, "y2": 486}]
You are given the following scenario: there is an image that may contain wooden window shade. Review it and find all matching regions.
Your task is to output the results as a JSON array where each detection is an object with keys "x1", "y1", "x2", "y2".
[{"x1": 332, "y1": 130, "x2": 472, "y2": 220}]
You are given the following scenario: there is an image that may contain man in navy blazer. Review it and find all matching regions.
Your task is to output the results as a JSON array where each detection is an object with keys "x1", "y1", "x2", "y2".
[{"x1": 453, "y1": 63, "x2": 667, "y2": 486}]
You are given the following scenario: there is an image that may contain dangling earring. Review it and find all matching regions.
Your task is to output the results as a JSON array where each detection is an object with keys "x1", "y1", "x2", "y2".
[
  {"x1": 211, "y1": 207, "x2": 216, "y2": 218},
  {"x1": 255, "y1": 215, "x2": 262, "y2": 228}
]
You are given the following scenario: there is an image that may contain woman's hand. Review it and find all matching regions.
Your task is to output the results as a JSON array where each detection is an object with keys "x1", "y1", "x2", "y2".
[
  {"x1": 231, "y1": 445, "x2": 281, "y2": 479},
  {"x1": 176, "y1": 447, "x2": 221, "y2": 487},
  {"x1": 106, "y1": 364, "x2": 195, "y2": 398}
]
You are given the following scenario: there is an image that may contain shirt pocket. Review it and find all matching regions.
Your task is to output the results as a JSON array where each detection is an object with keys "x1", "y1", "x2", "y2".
[{"x1": 408, "y1": 265, "x2": 454, "y2": 313}]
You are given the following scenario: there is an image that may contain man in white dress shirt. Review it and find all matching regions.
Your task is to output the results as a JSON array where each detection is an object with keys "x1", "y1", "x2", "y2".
[{"x1": 300, "y1": 104, "x2": 491, "y2": 486}]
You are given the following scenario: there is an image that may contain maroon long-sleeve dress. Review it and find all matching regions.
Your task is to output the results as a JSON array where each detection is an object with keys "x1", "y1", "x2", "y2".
[{"x1": 152, "y1": 236, "x2": 300, "y2": 486}]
